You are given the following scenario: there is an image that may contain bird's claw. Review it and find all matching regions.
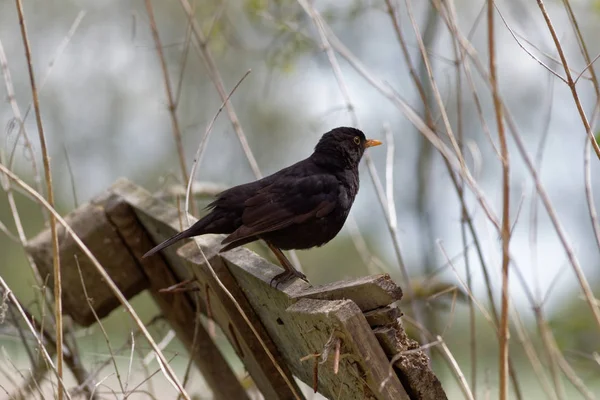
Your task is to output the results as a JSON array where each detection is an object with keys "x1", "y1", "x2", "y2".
[{"x1": 269, "y1": 269, "x2": 308, "y2": 288}]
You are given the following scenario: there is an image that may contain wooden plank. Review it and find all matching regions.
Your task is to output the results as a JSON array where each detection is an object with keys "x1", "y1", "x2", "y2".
[
  {"x1": 178, "y1": 242, "x2": 303, "y2": 400},
  {"x1": 289, "y1": 299, "x2": 410, "y2": 400},
  {"x1": 364, "y1": 306, "x2": 402, "y2": 328},
  {"x1": 374, "y1": 325, "x2": 447, "y2": 400},
  {"x1": 102, "y1": 194, "x2": 249, "y2": 400},
  {"x1": 108, "y1": 178, "x2": 215, "y2": 283},
  {"x1": 293, "y1": 274, "x2": 403, "y2": 312},
  {"x1": 27, "y1": 191, "x2": 148, "y2": 326},
  {"x1": 222, "y1": 249, "x2": 410, "y2": 400}
]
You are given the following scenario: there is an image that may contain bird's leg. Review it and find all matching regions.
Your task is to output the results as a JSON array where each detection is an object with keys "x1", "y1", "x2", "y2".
[{"x1": 265, "y1": 241, "x2": 308, "y2": 286}]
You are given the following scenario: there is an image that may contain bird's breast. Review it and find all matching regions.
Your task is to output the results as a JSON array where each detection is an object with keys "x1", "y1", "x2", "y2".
[{"x1": 337, "y1": 171, "x2": 359, "y2": 210}]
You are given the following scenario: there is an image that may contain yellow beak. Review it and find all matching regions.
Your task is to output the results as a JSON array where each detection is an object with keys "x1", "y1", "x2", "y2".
[{"x1": 365, "y1": 139, "x2": 382, "y2": 148}]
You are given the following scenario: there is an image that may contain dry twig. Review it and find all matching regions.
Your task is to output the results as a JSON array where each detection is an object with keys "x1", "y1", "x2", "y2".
[
  {"x1": 486, "y1": 4, "x2": 511, "y2": 399},
  {"x1": 14, "y1": 1, "x2": 64, "y2": 397},
  {"x1": 144, "y1": 0, "x2": 189, "y2": 187},
  {"x1": 536, "y1": 0, "x2": 600, "y2": 159}
]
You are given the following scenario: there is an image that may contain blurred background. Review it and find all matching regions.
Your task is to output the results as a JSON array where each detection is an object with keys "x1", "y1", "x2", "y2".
[{"x1": 1, "y1": 0, "x2": 600, "y2": 398}]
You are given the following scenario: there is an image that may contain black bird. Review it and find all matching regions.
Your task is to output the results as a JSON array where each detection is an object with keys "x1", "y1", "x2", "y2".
[{"x1": 143, "y1": 127, "x2": 382, "y2": 284}]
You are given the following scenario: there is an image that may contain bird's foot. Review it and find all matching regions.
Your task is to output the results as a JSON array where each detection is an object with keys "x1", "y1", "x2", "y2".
[{"x1": 269, "y1": 268, "x2": 308, "y2": 288}]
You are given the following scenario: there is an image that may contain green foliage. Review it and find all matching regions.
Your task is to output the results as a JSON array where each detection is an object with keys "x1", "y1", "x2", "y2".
[
  {"x1": 242, "y1": 0, "x2": 371, "y2": 73},
  {"x1": 267, "y1": 32, "x2": 313, "y2": 73},
  {"x1": 550, "y1": 296, "x2": 600, "y2": 353}
]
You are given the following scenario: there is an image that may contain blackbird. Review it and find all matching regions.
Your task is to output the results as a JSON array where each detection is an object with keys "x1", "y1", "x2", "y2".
[{"x1": 143, "y1": 127, "x2": 382, "y2": 284}]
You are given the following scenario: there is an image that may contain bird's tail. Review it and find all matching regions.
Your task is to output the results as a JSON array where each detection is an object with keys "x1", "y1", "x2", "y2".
[{"x1": 143, "y1": 229, "x2": 195, "y2": 258}]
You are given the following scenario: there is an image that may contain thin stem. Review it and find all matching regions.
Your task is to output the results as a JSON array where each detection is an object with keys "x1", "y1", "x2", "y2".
[
  {"x1": 561, "y1": 0, "x2": 600, "y2": 98},
  {"x1": 437, "y1": 336, "x2": 475, "y2": 400},
  {"x1": 383, "y1": 0, "x2": 431, "y2": 122},
  {"x1": 451, "y1": 24, "x2": 477, "y2": 391},
  {"x1": 174, "y1": 0, "x2": 195, "y2": 108},
  {"x1": 384, "y1": 124, "x2": 396, "y2": 235},
  {"x1": 487, "y1": 2, "x2": 510, "y2": 399},
  {"x1": 536, "y1": 0, "x2": 600, "y2": 160},
  {"x1": 0, "y1": 282, "x2": 72, "y2": 400},
  {"x1": 584, "y1": 101, "x2": 600, "y2": 252},
  {"x1": 534, "y1": 307, "x2": 566, "y2": 399},
  {"x1": 505, "y1": 108, "x2": 600, "y2": 333},
  {"x1": 144, "y1": 0, "x2": 189, "y2": 188},
  {"x1": 324, "y1": 21, "x2": 501, "y2": 229},
  {"x1": 0, "y1": 39, "x2": 45, "y2": 207},
  {"x1": 179, "y1": 0, "x2": 262, "y2": 178},
  {"x1": 184, "y1": 69, "x2": 252, "y2": 221},
  {"x1": 75, "y1": 256, "x2": 125, "y2": 394},
  {"x1": 437, "y1": 3, "x2": 597, "y2": 396},
  {"x1": 511, "y1": 307, "x2": 557, "y2": 400},
  {"x1": 403, "y1": 0, "x2": 464, "y2": 169},
  {"x1": 14, "y1": 1, "x2": 64, "y2": 398}
]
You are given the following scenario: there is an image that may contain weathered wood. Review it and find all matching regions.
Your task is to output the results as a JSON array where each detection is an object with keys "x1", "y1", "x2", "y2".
[
  {"x1": 110, "y1": 178, "x2": 445, "y2": 399},
  {"x1": 28, "y1": 178, "x2": 448, "y2": 400},
  {"x1": 179, "y1": 242, "x2": 303, "y2": 400},
  {"x1": 27, "y1": 192, "x2": 148, "y2": 325},
  {"x1": 288, "y1": 298, "x2": 409, "y2": 399},
  {"x1": 102, "y1": 194, "x2": 249, "y2": 400},
  {"x1": 222, "y1": 249, "x2": 410, "y2": 400},
  {"x1": 294, "y1": 274, "x2": 403, "y2": 312},
  {"x1": 364, "y1": 306, "x2": 402, "y2": 328},
  {"x1": 110, "y1": 179, "x2": 301, "y2": 399},
  {"x1": 108, "y1": 178, "x2": 215, "y2": 283},
  {"x1": 374, "y1": 324, "x2": 447, "y2": 400}
]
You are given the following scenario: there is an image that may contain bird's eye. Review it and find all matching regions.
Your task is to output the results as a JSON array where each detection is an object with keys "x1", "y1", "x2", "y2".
[{"x1": 353, "y1": 136, "x2": 361, "y2": 145}]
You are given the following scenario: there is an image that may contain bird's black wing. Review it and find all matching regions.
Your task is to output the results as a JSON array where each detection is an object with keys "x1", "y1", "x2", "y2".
[{"x1": 220, "y1": 173, "x2": 339, "y2": 247}]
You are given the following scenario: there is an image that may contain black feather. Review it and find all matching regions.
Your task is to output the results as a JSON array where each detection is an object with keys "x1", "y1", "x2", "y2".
[{"x1": 142, "y1": 126, "x2": 380, "y2": 259}]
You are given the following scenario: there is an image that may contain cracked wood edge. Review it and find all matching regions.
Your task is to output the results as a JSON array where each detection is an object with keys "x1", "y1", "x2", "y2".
[
  {"x1": 294, "y1": 274, "x2": 403, "y2": 312},
  {"x1": 222, "y1": 248, "x2": 410, "y2": 400}
]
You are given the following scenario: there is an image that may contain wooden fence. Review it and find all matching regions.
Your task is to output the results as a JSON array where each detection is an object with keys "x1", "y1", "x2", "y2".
[{"x1": 28, "y1": 178, "x2": 447, "y2": 400}]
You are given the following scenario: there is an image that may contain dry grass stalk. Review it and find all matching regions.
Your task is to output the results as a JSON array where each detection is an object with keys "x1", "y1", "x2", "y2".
[{"x1": 13, "y1": 0, "x2": 64, "y2": 397}]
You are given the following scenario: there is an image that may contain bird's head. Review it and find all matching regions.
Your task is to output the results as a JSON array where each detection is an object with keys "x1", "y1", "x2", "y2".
[{"x1": 313, "y1": 127, "x2": 382, "y2": 169}]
